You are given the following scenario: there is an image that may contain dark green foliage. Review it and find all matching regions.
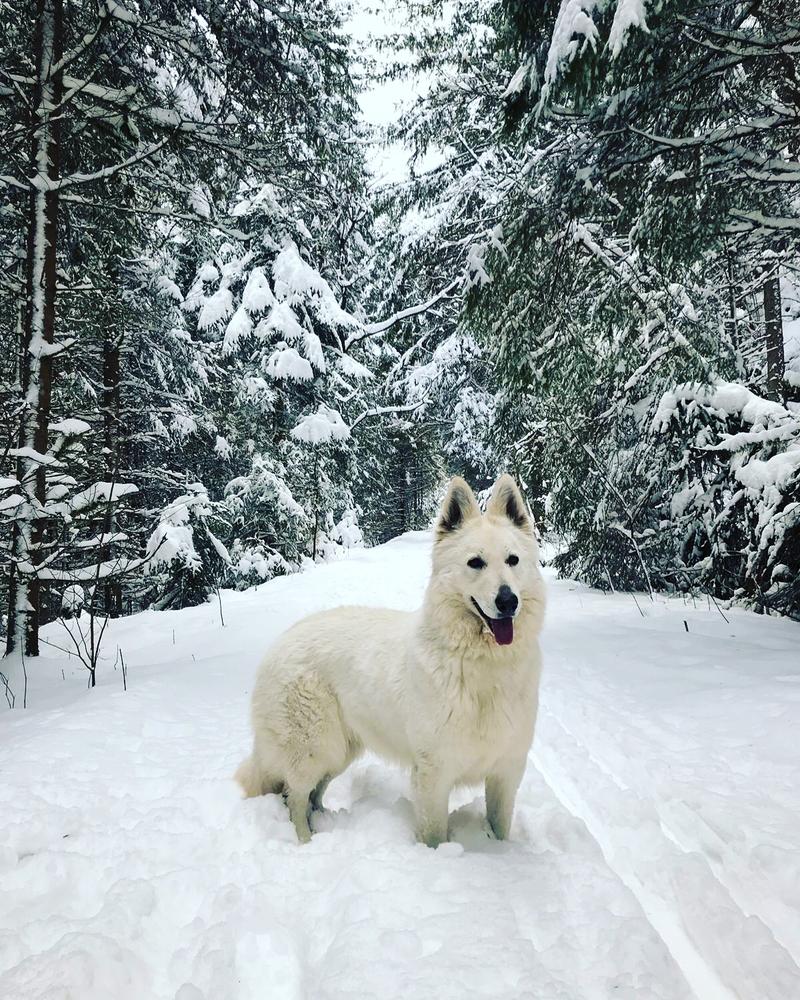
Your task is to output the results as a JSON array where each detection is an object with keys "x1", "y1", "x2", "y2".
[{"x1": 391, "y1": 0, "x2": 800, "y2": 614}]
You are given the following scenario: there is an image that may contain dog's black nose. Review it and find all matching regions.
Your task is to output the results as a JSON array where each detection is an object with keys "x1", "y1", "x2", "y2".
[{"x1": 495, "y1": 585, "x2": 518, "y2": 617}]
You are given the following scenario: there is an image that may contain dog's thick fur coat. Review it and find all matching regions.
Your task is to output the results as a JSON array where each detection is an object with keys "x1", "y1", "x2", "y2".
[{"x1": 236, "y1": 474, "x2": 546, "y2": 846}]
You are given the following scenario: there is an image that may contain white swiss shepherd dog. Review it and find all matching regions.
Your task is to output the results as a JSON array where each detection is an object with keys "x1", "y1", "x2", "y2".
[{"x1": 236, "y1": 474, "x2": 546, "y2": 847}]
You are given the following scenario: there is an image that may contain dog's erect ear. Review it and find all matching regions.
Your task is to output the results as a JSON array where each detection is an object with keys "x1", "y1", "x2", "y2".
[
  {"x1": 436, "y1": 477, "x2": 480, "y2": 537},
  {"x1": 486, "y1": 474, "x2": 533, "y2": 533}
]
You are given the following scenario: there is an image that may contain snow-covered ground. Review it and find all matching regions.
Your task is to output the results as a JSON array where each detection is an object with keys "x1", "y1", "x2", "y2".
[{"x1": 2, "y1": 533, "x2": 799, "y2": 1000}]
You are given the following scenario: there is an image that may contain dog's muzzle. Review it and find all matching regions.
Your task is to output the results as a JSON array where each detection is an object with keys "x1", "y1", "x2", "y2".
[{"x1": 470, "y1": 598, "x2": 515, "y2": 646}]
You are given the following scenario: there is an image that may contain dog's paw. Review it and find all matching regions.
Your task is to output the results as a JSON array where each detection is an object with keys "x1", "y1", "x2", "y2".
[{"x1": 435, "y1": 841, "x2": 464, "y2": 857}]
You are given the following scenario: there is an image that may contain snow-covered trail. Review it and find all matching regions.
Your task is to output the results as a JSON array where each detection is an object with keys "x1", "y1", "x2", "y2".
[{"x1": 2, "y1": 534, "x2": 799, "y2": 1000}]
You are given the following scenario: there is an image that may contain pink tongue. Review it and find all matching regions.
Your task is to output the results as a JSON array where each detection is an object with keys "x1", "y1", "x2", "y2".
[{"x1": 489, "y1": 617, "x2": 514, "y2": 646}]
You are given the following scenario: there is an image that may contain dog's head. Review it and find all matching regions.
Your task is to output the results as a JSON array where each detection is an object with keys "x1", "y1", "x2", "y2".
[{"x1": 431, "y1": 474, "x2": 545, "y2": 648}]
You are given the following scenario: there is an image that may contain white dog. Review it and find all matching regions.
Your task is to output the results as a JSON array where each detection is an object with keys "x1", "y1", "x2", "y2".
[{"x1": 236, "y1": 474, "x2": 546, "y2": 846}]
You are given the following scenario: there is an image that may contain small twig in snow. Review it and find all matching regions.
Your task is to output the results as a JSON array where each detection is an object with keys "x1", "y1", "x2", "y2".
[
  {"x1": 0, "y1": 670, "x2": 15, "y2": 708},
  {"x1": 703, "y1": 588, "x2": 731, "y2": 624}
]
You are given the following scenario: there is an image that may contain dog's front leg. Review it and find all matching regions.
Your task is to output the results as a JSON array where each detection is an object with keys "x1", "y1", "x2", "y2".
[
  {"x1": 485, "y1": 756, "x2": 527, "y2": 840},
  {"x1": 412, "y1": 760, "x2": 450, "y2": 848}
]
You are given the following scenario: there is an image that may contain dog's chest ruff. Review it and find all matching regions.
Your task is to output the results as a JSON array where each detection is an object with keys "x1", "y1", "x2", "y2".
[{"x1": 434, "y1": 657, "x2": 535, "y2": 781}]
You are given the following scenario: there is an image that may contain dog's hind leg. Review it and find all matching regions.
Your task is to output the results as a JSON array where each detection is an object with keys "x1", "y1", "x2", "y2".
[
  {"x1": 235, "y1": 753, "x2": 282, "y2": 799},
  {"x1": 309, "y1": 737, "x2": 362, "y2": 812},
  {"x1": 310, "y1": 773, "x2": 331, "y2": 812},
  {"x1": 279, "y1": 673, "x2": 351, "y2": 842}
]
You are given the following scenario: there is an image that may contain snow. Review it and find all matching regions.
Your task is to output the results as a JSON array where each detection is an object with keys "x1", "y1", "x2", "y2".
[
  {"x1": 61, "y1": 583, "x2": 85, "y2": 613},
  {"x1": 608, "y1": 0, "x2": 650, "y2": 58},
  {"x1": 502, "y1": 60, "x2": 532, "y2": 99},
  {"x1": 542, "y1": 0, "x2": 651, "y2": 100},
  {"x1": 337, "y1": 353, "x2": 373, "y2": 379},
  {"x1": 7, "y1": 447, "x2": 59, "y2": 466},
  {"x1": 74, "y1": 532, "x2": 129, "y2": 549},
  {"x1": 16, "y1": 556, "x2": 146, "y2": 583},
  {"x1": 146, "y1": 488, "x2": 211, "y2": 572},
  {"x1": 50, "y1": 418, "x2": 92, "y2": 436},
  {"x1": 302, "y1": 331, "x2": 326, "y2": 371},
  {"x1": 233, "y1": 547, "x2": 288, "y2": 581},
  {"x1": 258, "y1": 301, "x2": 305, "y2": 342},
  {"x1": 207, "y1": 531, "x2": 232, "y2": 566},
  {"x1": 670, "y1": 482, "x2": 704, "y2": 519},
  {"x1": 328, "y1": 509, "x2": 364, "y2": 550},
  {"x1": 189, "y1": 182, "x2": 211, "y2": 219},
  {"x1": 544, "y1": 0, "x2": 602, "y2": 88},
  {"x1": 272, "y1": 241, "x2": 357, "y2": 329},
  {"x1": 465, "y1": 241, "x2": 491, "y2": 286},
  {"x1": 214, "y1": 435, "x2": 231, "y2": 460},
  {"x1": 654, "y1": 381, "x2": 791, "y2": 433},
  {"x1": 240, "y1": 266, "x2": 275, "y2": 313},
  {"x1": 291, "y1": 404, "x2": 351, "y2": 444},
  {"x1": 197, "y1": 263, "x2": 219, "y2": 283},
  {"x1": 222, "y1": 306, "x2": 252, "y2": 355},
  {"x1": 197, "y1": 287, "x2": 233, "y2": 330},
  {"x1": 1, "y1": 534, "x2": 798, "y2": 1000},
  {"x1": 170, "y1": 414, "x2": 197, "y2": 438},
  {"x1": 0, "y1": 494, "x2": 24, "y2": 512},
  {"x1": 69, "y1": 481, "x2": 139, "y2": 513},
  {"x1": 734, "y1": 445, "x2": 800, "y2": 490},
  {"x1": 155, "y1": 275, "x2": 184, "y2": 302},
  {"x1": 265, "y1": 346, "x2": 314, "y2": 382}
]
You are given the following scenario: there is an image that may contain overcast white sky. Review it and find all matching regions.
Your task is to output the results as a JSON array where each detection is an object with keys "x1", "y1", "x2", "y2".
[{"x1": 346, "y1": 1, "x2": 425, "y2": 185}]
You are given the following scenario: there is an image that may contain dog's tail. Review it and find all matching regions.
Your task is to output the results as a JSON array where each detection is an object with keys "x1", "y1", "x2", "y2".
[{"x1": 235, "y1": 754, "x2": 265, "y2": 798}]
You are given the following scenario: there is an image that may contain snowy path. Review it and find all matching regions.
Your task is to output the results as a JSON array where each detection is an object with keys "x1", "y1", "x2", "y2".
[{"x1": 2, "y1": 534, "x2": 799, "y2": 1000}]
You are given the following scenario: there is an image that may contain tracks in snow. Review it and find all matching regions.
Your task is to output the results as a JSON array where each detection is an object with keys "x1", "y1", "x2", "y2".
[
  {"x1": 533, "y1": 706, "x2": 739, "y2": 1000},
  {"x1": 533, "y1": 693, "x2": 800, "y2": 1000}
]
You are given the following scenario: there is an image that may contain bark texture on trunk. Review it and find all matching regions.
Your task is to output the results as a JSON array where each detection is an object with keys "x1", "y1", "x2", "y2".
[
  {"x1": 6, "y1": 0, "x2": 63, "y2": 657},
  {"x1": 102, "y1": 327, "x2": 123, "y2": 617},
  {"x1": 763, "y1": 272, "x2": 785, "y2": 401}
]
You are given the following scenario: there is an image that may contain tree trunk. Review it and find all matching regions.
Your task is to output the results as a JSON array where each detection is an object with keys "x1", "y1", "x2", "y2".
[
  {"x1": 311, "y1": 451, "x2": 319, "y2": 559},
  {"x1": 725, "y1": 246, "x2": 739, "y2": 356},
  {"x1": 763, "y1": 271, "x2": 785, "y2": 400},
  {"x1": 102, "y1": 326, "x2": 123, "y2": 616},
  {"x1": 6, "y1": 0, "x2": 63, "y2": 657}
]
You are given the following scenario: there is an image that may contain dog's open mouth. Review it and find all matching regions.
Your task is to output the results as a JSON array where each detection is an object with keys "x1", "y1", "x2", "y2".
[{"x1": 470, "y1": 598, "x2": 514, "y2": 646}]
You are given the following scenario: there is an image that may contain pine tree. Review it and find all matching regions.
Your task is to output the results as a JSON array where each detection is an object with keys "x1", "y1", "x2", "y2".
[
  {"x1": 0, "y1": 0, "x2": 382, "y2": 653},
  {"x1": 387, "y1": 0, "x2": 800, "y2": 611}
]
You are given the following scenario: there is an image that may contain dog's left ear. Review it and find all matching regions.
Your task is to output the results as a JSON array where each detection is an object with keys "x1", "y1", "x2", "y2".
[{"x1": 486, "y1": 474, "x2": 533, "y2": 533}]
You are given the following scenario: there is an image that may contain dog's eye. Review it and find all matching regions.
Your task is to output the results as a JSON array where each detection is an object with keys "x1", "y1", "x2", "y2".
[
  {"x1": 506, "y1": 554, "x2": 519, "y2": 566},
  {"x1": 467, "y1": 556, "x2": 486, "y2": 570}
]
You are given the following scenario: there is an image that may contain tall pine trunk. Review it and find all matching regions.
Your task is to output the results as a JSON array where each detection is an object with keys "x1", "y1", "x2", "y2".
[
  {"x1": 763, "y1": 272, "x2": 785, "y2": 400},
  {"x1": 6, "y1": 0, "x2": 63, "y2": 657},
  {"x1": 102, "y1": 326, "x2": 123, "y2": 617},
  {"x1": 724, "y1": 246, "x2": 739, "y2": 357}
]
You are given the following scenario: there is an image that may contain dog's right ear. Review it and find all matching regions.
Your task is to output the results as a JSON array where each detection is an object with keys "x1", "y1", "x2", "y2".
[
  {"x1": 436, "y1": 477, "x2": 480, "y2": 537},
  {"x1": 486, "y1": 474, "x2": 532, "y2": 531}
]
